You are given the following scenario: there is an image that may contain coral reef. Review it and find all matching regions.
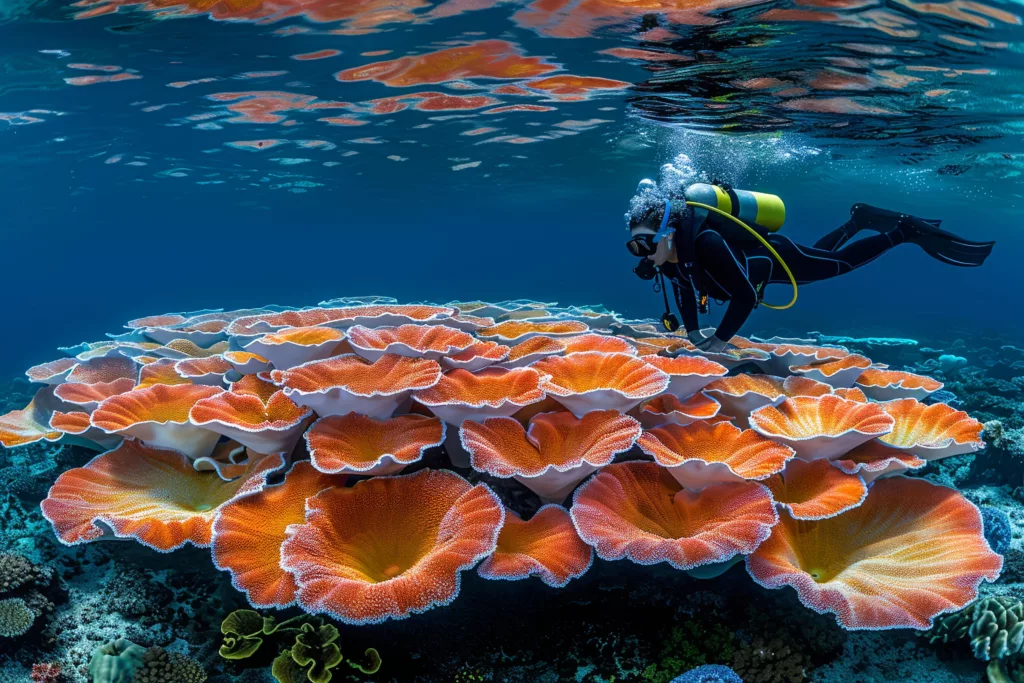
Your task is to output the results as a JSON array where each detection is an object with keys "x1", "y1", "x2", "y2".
[{"x1": 1, "y1": 299, "x2": 1020, "y2": 681}]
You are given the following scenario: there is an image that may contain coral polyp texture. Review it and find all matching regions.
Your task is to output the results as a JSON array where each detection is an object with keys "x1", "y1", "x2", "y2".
[
  {"x1": 746, "y1": 477, "x2": 1002, "y2": 630},
  {"x1": 280, "y1": 469, "x2": 504, "y2": 624},
  {"x1": 0, "y1": 297, "x2": 999, "y2": 632}
]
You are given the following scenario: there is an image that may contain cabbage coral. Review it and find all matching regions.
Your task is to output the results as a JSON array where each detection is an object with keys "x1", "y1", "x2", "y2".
[
  {"x1": 0, "y1": 297, "x2": 1000, "y2": 637},
  {"x1": 280, "y1": 469, "x2": 503, "y2": 624}
]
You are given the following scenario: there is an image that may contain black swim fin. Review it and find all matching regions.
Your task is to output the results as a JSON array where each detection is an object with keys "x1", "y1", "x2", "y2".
[
  {"x1": 900, "y1": 216, "x2": 995, "y2": 267},
  {"x1": 848, "y1": 203, "x2": 943, "y2": 232}
]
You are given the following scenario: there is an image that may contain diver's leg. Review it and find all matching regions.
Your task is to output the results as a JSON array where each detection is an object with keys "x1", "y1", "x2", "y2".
[
  {"x1": 812, "y1": 219, "x2": 858, "y2": 252},
  {"x1": 763, "y1": 232, "x2": 904, "y2": 285}
]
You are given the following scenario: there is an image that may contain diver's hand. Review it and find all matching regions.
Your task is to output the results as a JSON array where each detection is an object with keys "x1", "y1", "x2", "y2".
[{"x1": 696, "y1": 336, "x2": 730, "y2": 353}]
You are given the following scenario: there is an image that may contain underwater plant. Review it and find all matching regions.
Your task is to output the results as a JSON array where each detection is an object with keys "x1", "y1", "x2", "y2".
[
  {"x1": 219, "y1": 608, "x2": 381, "y2": 681},
  {"x1": 0, "y1": 298, "x2": 1001, "y2": 641}
]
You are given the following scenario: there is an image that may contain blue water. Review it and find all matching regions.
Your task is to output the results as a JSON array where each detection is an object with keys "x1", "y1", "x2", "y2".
[{"x1": 3, "y1": 1, "x2": 1024, "y2": 378}]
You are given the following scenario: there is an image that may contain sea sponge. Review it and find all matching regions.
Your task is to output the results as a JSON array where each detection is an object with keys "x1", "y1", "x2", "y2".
[
  {"x1": 134, "y1": 647, "x2": 207, "y2": 683},
  {"x1": 981, "y1": 505, "x2": 1013, "y2": 555},
  {"x1": 0, "y1": 597, "x2": 35, "y2": 637},
  {"x1": 88, "y1": 638, "x2": 147, "y2": 683}
]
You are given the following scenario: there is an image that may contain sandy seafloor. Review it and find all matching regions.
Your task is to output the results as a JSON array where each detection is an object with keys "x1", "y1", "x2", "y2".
[{"x1": 2, "y1": 324, "x2": 1023, "y2": 683}]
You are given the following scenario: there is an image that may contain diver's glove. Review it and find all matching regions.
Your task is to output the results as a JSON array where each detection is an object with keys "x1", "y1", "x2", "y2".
[{"x1": 696, "y1": 336, "x2": 730, "y2": 353}]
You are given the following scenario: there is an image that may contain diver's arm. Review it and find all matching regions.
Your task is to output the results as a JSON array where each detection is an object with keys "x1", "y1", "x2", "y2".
[
  {"x1": 697, "y1": 231, "x2": 759, "y2": 342},
  {"x1": 663, "y1": 263, "x2": 701, "y2": 335}
]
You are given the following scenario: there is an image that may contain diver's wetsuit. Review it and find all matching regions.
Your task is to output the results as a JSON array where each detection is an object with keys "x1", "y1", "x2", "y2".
[{"x1": 663, "y1": 217, "x2": 904, "y2": 342}]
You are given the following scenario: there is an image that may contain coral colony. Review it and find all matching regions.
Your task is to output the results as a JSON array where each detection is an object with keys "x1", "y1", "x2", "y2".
[{"x1": 0, "y1": 298, "x2": 999, "y2": 640}]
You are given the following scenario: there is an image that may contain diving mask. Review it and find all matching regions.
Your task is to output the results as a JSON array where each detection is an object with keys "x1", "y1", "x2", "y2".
[{"x1": 625, "y1": 199, "x2": 674, "y2": 257}]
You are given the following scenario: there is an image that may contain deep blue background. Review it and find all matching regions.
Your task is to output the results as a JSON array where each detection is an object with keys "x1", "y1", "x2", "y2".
[{"x1": 1, "y1": 7, "x2": 1021, "y2": 378}]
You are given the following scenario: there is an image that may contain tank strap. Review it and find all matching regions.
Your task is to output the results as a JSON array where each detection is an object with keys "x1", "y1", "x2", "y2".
[{"x1": 668, "y1": 200, "x2": 710, "y2": 315}]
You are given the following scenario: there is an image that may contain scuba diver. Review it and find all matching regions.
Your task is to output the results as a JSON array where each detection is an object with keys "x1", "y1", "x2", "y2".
[{"x1": 625, "y1": 180, "x2": 995, "y2": 352}]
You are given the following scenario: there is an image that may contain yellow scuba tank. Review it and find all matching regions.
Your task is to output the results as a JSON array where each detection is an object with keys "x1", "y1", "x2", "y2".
[
  {"x1": 684, "y1": 183, "x2": 786, "y2": 232},
  {"x1": 682, "y1": 182, "x2": 798, "y2": 310}
]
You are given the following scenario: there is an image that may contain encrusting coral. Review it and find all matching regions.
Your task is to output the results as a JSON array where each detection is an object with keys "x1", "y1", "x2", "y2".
[
  {"x1": 134, "y1": 647, "x2": 206, "y2": 683},
  {"x1": 0, "y1": 597, "x2": 35, "y2": 638},
  {"x1": 0, "y1": 297, "x2": 1006, "y2": 648}
]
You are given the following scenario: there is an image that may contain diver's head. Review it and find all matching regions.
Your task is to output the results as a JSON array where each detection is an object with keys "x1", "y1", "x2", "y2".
[{"x1": 625, "y1": 178, "x2": 680, "y2": 265}]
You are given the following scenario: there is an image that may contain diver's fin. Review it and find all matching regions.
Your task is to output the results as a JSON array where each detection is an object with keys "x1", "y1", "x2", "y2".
[
  {"x1": 849, "y1": 204, "x2": 943, "y2": 232},
  {"x1": 901, "y1": 216, "x2": 995, "y2": 267}
]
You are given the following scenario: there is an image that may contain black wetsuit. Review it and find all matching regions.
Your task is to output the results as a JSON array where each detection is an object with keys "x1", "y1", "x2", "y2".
[{"x1": 663, "y1": 216, "x2": 905, "y2": 342}]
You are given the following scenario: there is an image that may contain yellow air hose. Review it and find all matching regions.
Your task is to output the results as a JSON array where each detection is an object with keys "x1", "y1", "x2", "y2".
[{"x1": 685, "y1": 201, "x2": 799, "y2": 310}]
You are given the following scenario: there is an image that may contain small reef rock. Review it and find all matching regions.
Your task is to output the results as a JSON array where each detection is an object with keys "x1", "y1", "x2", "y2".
[{"x1": 0, "y1": 300, "x2": 1021, "y2": 682}]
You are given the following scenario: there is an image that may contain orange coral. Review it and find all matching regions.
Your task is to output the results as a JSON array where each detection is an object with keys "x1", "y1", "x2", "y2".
[
  {"x1": 413, "y1": 367, "x2": 547, "y2": 424},
  {"x1": 442, "y1": 341, "x2": 510, "y2": 371},
  {"x1": 762, "y1": 458, "x2": 867, "y2": 520},
  {"x1": 304, "y1": 413, "x2": 445, "y2": 475},
  {"x1": 571, "y1": 462, "x2": 778, "y2": 571},
  {"x1": 748, "y1": 395, "x2": 894, "y2": 461},
  {"x1": 223, "y1": 350, "x2": 273, "y2": 375},
  {"x1": 41, "y1": 441, "x2": 283, "y2": 551},
  {"x1": 228, "y1": 305, "x2": 454, "y2": 339},
  {"x1": 560, "y1": 334, "x2": 636, "y2": 355},
  {"x1": 479, "y1": 319, "x2": 591, "y2": 344},
  {"x1": 789, "y1": 354, "x2": 872, "y2": 388},
  {"x1": 335, "y1": 40, "x2": 557, "y2": 87},
  {"x1": 0, "y1": 388, "x2": 65, "y2": 448},
  {"x1": 637, "y1": 421, "x2": 794, "y2": 490},
  {"x1": 478, "y1": 506, "x2": 592, "y2": 587},
  {"x1": 644, "y1": 355, "x2": 727, "y2": 398},
  {"x1": 54, "y1": 378, "x2": 135, "y2": 411},
  {"x1": 461, "y1": 410, "x2": 641, "y2": 502},
  {"x1": 532, "y1": 352, "x2": 669, "y2": 417},
  {"x1": 174, "y1": 356, "x2": 234, "y2": 386},
  {"x1": 136, "y1": 358, "x2": 192, "y2": 389},
  {"x1": 90, "y1": 383, "x2": 225, "y2": 459},
  {"x1": 270, "y1": 353, "x2": 442, "y2": 419},
  {"x1": 212, "y1": 461, "x2": 346, "y2": 608},
  {"x1": 747, "y1": 477, "x2": 1002, "y2": 629},
  {"x1": 190, "y1": 379, "x2": 312, "y2": 454},
  {"x1": 878, "y1": 398, "x2": 985, "y2": 459},
  {"x1": 639, "y1": 393, "x2": 722, "y2": 428},
  {"x1": 244, "y1": 326, "x2": 345, "y2": 370},
  {"x1": 499, "y1": 336, "x2": 566, "y2": 368},
  {"x1": 67, "y1": 357, "x2": 138, "y2": 385},
  {"x1": 855, "y1": 368, "x2": 944, "y2": 401},
  {"x1": 347, "y1": 324, "x2": 475, "y2": 362},
  {"x1": 832, "y1": 440, "x2": 926, "y2": 483},
  {"x1": 26, "y1": 358, "x2": 77, "y2": 385},
  {"x1": 701, "y1": 374, "x2": 830, "y2": 427},
  {"x1": 280, "y1": 469, "x2": 504, "y2": 624}
]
